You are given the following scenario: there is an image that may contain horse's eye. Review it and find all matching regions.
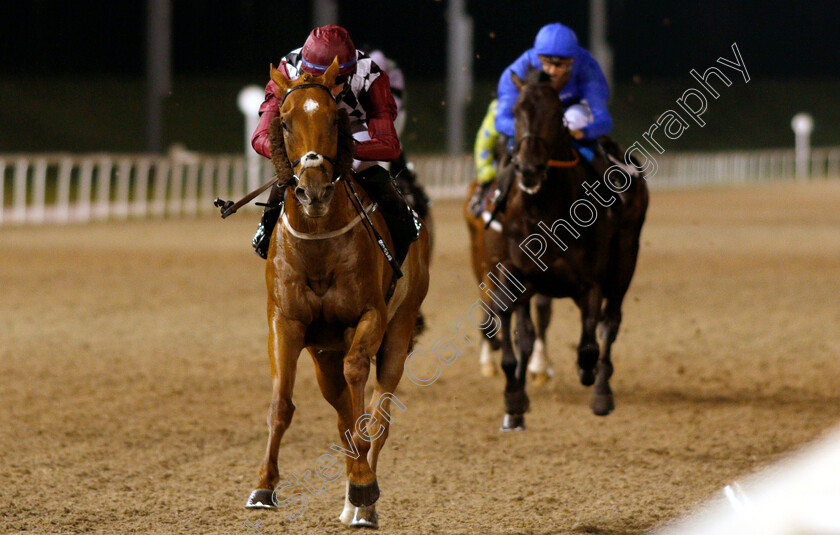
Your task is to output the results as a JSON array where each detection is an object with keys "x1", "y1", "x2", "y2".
[{"x1": 281, "y1": 119, "x2": 289, "y2": 131}]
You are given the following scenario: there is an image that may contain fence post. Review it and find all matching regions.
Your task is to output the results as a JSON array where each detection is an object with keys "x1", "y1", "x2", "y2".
[
  {"x1": 791, "y1": 113, "x2": 813, "y2": 180},
  {"x1": 31, "y1": 158, "x2": 47, "y2": 224},
  {"x1": 95, "y1": 157, "x2": 113, "y2": 220},
  {"x1": 13, "y1": 159, "x2": 28, "y2": 224},
  {"x1": 78, "y1": 159, "x2": 94, "y2": 222},
  {"x1": 57, "y1": 157, "x2": 73, "y2": 223},
  {"x1": 115, "y1": 158, "x2": 132, "y2": 219}
]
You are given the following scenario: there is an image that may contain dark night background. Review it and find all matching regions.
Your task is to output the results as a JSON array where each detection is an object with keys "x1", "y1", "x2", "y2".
[{"x1": 1, "y1": 1, "x2": 839, "y2": 153}]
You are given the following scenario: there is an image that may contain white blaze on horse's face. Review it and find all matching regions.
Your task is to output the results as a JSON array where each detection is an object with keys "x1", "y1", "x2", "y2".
[
  {"x1": 301, "y1": 151, "x2": 324, "y2": 169},
  {"x1": 303, "y1": 98, "x2": 319, "y2": 113}
]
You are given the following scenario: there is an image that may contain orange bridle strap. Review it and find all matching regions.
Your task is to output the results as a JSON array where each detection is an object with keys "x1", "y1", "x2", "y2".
[{"x1": 547, "y1": 149, "x2": 580, "y2": 168}]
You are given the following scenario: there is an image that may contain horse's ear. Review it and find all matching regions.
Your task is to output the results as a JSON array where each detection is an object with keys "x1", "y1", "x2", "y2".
[
  {"x1": 321, "y1": 56, "x2": 340, "y2": 88},
  {"x1": 270, "y1": 63, "x2": 289, "y2": 93},
  {"x1": 511, "y1": 71, "x2": 526, "y2": 91}
]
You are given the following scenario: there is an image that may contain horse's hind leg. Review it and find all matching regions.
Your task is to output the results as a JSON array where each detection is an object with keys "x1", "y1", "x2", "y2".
[
  {"x1": 575, "y1": 286, "x2": 603, "y2": 389},
  {"x1": 246, "y1": 318, "x2": 305, "y2": 508},
  {"x1": 500, "y1": 303, "x2": 534, "y2": 431},
  {"x1": 527, "y1": 294, "x2": 553, "y2": 386}
]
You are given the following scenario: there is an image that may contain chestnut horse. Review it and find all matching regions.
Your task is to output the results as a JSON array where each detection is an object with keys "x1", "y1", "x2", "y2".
[
  {"x1": 244, "y1": 58, "x2": 430, "y2": 529},
  {"x1": 474, "y1": 69, "x2": 648, "y2": 430}
]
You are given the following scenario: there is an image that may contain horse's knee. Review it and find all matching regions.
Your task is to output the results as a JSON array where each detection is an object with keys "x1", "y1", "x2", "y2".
[
  {"x1": 516, "y1": 330, "x2": 535, "y2": 357},
  {"x1": 500, "y1": 346, "x2": 517, "y2": 369},
  {"x1": 344, "y1": 351, "x2": 371, "y2": 386},
  {"x1": 267, "y1": 398, "x2": 295, "y2": 428}
]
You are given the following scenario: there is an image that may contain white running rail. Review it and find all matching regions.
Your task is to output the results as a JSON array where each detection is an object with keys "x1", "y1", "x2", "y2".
[{"x1": 2, "y1": 147, "x2": 839, "y2": 226}]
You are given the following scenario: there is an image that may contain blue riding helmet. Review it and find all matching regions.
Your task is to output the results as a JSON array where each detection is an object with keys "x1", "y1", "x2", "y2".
[{"x1": 533, "y1": 23, "x2": 579, "y2": 59}]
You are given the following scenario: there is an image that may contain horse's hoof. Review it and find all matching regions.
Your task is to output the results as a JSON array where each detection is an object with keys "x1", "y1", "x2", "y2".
[
  {"x1": 500, "y1": 413, "x2": 526, "y2": 431},
  {"x1": 578, "y1": 367, "x2": 596, "y2": 386},
  {"x1": 480, "y1": 362, "x2": 498, "y2": 377},
  {"x1": 591, "y1": 394, "x2": 615, "y2": 416},
  {"x1": 348, "y1": 480, "x2": 380, "y2": 507},
  {"x1": 349, "y1": 505, "x2": 379, "y2": 529},
  {"x1": 530, "y1": 371, "x2": 551, "y2": 387},
  {"x1": 245, "y1": 488, "x2": 276, "y2": 509}
]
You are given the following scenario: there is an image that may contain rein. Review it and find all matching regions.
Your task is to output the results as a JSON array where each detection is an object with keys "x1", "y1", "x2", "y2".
[
  {"x1": 280, "y1": 202, "x2": 377, "y2": 240},
  {"x1": 484, "y1": 130, "x2": 579, "y2": 229}
]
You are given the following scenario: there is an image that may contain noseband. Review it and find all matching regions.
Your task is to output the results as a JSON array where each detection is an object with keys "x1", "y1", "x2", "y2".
[
  {"x1": 512, "y1": 132, "x2": 580, "y2": 172},
  {"x1": 280, "y1": 82, "x2": 342, "y2": 184}
]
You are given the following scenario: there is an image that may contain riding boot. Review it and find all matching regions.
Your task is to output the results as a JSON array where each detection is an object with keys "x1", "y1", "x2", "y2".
[
  {"x1": 468, "y1": 181, "x2": 494, "y2": 217},
  {"x1": 356, "y1": 165, "x2": 421, "y2": 267},
  {"x1": 488, "y1": 158, "x2": 515, "y2": 218},
  {"x1": 252, "y1": 184, "x2": 286, "y2": 259}
]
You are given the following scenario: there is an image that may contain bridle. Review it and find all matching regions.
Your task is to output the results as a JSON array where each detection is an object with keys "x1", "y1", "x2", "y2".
[
  {"x1": 512, "y1": 132, "x2": 580, "y2": 173},
  {"x1": 276, "y1": 80, "x2": 404, "y2": 280},
  {"x1": 279, "y1": 82, "x2": 343, "y2": 184}
]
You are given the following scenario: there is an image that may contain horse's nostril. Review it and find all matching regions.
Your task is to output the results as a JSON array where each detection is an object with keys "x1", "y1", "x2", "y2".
[
  {"x1": 295, "y1": 186, "x2": 307, "y2": 200},
  {"x1": 324, "y1": 184, "x2": 334, "y2": 195}
]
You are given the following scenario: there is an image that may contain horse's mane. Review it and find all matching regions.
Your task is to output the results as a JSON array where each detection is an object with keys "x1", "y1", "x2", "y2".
[
  {"x1": 526, "y1": 68, "x2": 552, "y2": 85},
  {"x1": 268, "y1": 108, "x2": 355, "y2": 186}
]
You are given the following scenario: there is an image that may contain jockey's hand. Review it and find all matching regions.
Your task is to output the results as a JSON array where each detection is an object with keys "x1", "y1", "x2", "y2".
[{"x1": 570, "y1": 129, "x2": 584, "y2": 140}]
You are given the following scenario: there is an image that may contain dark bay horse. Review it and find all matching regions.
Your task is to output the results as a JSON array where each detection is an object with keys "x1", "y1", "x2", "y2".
[
  {"x1": 244, "y1": 58, "x2": 430, "y2": 528},
  {"x1": 483, "y1": 69, "x2": 648, "y2": 430},
  {"x1": 464, "y1": 186, "x2": 554, "y2": 383}
]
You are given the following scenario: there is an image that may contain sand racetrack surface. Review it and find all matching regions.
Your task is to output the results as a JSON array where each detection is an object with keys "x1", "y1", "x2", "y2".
[{"x1": 2, "y1": 181, "x2": 839, "y2": 534}]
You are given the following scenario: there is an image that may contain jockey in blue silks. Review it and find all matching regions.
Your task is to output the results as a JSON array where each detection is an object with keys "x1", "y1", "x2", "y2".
[{"x1": 494, "y1": 23, "x2": 612, "y2": 160}]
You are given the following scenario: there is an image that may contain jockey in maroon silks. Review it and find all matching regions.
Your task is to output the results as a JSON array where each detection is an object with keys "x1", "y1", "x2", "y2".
[{"x1": 250, "y1": 25, "x2": 420, "y2": 262}]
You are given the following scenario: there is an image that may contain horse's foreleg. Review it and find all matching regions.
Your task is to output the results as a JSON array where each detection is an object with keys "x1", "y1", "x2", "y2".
[
  {"x1": 513, "y1": 303, "x2": 535, "y2": 388},
  {"x1": 366, "y1": 308, "x2": 415, "y2": 474},
  {"x1": 576, "y1": 286, "x2": 603, "y2": 388},
  {"x1": 310, "y1": 351, "x2": 365, "y2": 526},
  {"x1": 478, "y1": 272, "x2": 502, "y2": 377},
  {"x1": 246, "y1": 314, "x2": 305, "y2": 508},
  {"x1": 527, "y1": 294, "x2": 553, "y2": 385},
  {"x1": 342, "y1": 308, "x2": 385, "y2": 509},
  {"x1": 592, "y1": 298, "x2": 622, "y2": 416},
  {"x1": 499, "y1": 303, "x2": 531, "y2": 431},
  {"x1": 478, "y1": 304, "x2": 499, "y2": 377},
  {"x1": 590, "y1": 223, "x2": 641, "y2": 416}
]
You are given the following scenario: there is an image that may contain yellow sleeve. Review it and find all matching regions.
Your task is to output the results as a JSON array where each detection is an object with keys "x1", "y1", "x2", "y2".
[{"x1": 473, "y1": 99, "x2": 500, "y2": 184}]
